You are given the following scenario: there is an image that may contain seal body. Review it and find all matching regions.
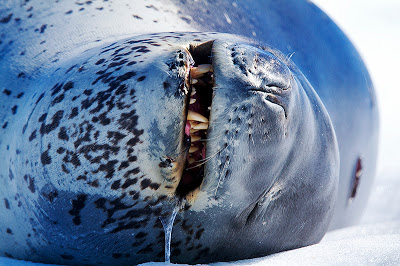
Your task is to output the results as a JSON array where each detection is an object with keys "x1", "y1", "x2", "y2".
[{"x1": 0, "y1": 0, "x2": 378, "y2": 264}]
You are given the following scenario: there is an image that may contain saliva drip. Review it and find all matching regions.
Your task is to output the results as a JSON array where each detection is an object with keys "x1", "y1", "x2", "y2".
[{"x1": 159, "y1": 204, "x2": 179, "y2": 263}]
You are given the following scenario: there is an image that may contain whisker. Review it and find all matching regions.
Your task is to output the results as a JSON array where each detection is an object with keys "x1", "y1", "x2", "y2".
[{"x1": 186, "y1": 142, "x2": 231, "y2": 170}]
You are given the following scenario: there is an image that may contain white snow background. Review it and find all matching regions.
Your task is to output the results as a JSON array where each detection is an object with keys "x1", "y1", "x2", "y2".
[{"x1": 1, "y1": 1, "x2": 399, "y2": 265}]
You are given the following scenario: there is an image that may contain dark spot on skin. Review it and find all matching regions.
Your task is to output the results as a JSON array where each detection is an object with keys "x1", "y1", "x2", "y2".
[
  {"x1": 94, "y1": 197, "x2": 106, "y2": 209},
  {"x1": 4, "y1": 198, "x2": 10, "y2": 209},
  {"x1": 135, "y1": 231, "x2": 148, "y2": 239},
  {"x1": 9, "y1": 169, "x2": 14, "y2": 180},
  {"x1": 83, "y1": 89, "x2": 92, "y2": 95},
  {"x1": 16, "y1": 92, "x2": 24, "y2": 98},
  {"x1": 163, "y1": 81, "x2": 170, "y2": 89},
  {"x1": 2, "y1": 122, "x2": 8, "y2": 129},
  {"x1": 6, "y1": 228, "x2": 13, "y2": 234},
  {"x1": 3, "y1": 89, "x2": 11, "y2": 96},
  {"x1": 35, "y1": 92, "x2": 45, "y2": 105},
  {"x1": 51, "y1": 83, "x2": 63, "y2": 96},
  {"x1": 111, "y1": 180, "x2": 121, "y2": 190},
  {"x1": 41, "y1": 150, "x2": 51, "y2": 165},
  {"x1": 118, "y1": 161, "x2": 129, "y2": 170},
  {"x1": 69, "y1": 107, "x2": 78, "y2": 119},
  {"x1": 18, "y1": 72, "x2": 26, "y2": 78},
  {"x1": 132, "y1": 14, "x2": 142, "y2": 19},
  {"x1": 121, "y1": 178, "x2": 138, "y2": 189},
  {"x1": 62, "y1": 164, "x2": 70, "y2": 174},
  {"x1": 42, "y1": 190, "x2": 58, "y2": 203},
  {"x1": 140, "y1": 179, "x2": 151, "y2": 190},
  {"x1": 51, "y1": 93, "x2": 64, "y2": 106},
  {"x1": 95, "y1": 58, "x2": 105, "y2": 65},
  {"x1": 58, "y1": 127, "x2": 69, "y2": 141},
  {"x1": 39, "y1": 24, "x2": 47, "y2": 33},
  {"x1": 107, "y1": 131, "x2": 127, "y2": 145},
  {"x1": 89, "y1": 180, "x2": 100, "y2": 187},
  {"x1": 11, "y1": 105, "x2": 18, "y2": 115},
  {"x1": 195, "y1": 228, "x2": 204, "y2": 240},
  {"x1": 25, "y1": 175, "x2": 35, "y2": 193},
  {"x1": 350, "y1": 157, "x2": 363, "y2": 201},
  {"x1": 137, "y1": 244, "x2": 153, "y2": 254},
  {"x1": 65, "y1": 10, "x2": 73, "y2": 14},
  {"x1": 38, "y1": 113, "x2": 47, "y2": 122},
  {"x1": 68, "y1": 194, "x2": 87, "y2": 225},
  {"x1": 63, "y1": 81, "x2": 74, "y2": 92},
  {"x1": 137, "y1": 76, "x2": 146, "y2": 82},
  {"x1": 0, "y1": 14, "x2": 12, "y2": 23},
  {"x1": 40, "y1": 110, "x2": 64, "y2": 135},
  {"x1": 60, "y1": 254, "x2": 74, "y2": 260}
]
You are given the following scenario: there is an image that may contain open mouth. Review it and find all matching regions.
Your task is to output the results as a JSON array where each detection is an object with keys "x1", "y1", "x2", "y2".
[{"x1": 175, "y1": 41, "x2": 215, "y2": 199}]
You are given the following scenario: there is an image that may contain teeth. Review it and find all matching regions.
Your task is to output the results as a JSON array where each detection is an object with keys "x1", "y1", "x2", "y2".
[
  {"x1": 191, "y1": 78, "x2": 198, "y2": 85},
  {"x1": 190, "y1": 128, "x2": 200, "y2": 134},
  {"x1": 191, "y1": 88, "x2": 196, "y2": 96},
  {"x1": 190, "y1": 98, "x2": 196, "y2": 104},
  {"x1": 207, "y1": 106, "x2": 211, "y2": 110},
  {"x1": 191, "y1": 64, "x2": 213, "y2": 78},
  {"x1": 192, "y1": 122, "x2": 208, "y2": 130},
  {"x1": 187, "y1": 110, "x2": 208, "y2": 122},
  {"x1": 189, "y1": 146, "x2": 199, "y2": 153},
  {"x1": 191, "y1": 135, "x2": 201, "y2": 142}
]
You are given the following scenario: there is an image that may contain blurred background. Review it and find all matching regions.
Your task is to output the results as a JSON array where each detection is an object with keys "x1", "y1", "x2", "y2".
[{"x1": 312, "y1": 0, "x2": 400, "y2": 223}]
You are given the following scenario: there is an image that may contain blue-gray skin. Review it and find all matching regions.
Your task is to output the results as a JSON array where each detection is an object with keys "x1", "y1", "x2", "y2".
[{"x1": 0, "y1": 0, "x2": 378, "y2": 264}]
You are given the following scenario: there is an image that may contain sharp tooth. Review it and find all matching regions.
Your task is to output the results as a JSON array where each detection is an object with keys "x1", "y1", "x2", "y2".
[
  {"x1": 188, "y1": 157, "x2": 196, "y2": 164},
  {"x1": 191, "y1": 88, "x2": 196, "y2": 96},
  {"x1": 187, "y1": 110, "x2": 208, "y2": 122},
  {"x1": 190, "y1": 98, "x2": 196, "y2": 104},
  {"x1": 189, "y1": 146, "x2": 199, "y2": 153},
  {"x1": 191, "y1": 135, "x2": 201, "y2": 142},
  {"x1": 190, "y1": 128, "x2": 200, "y2": 134},
  {"x1": 192, "y1": 122, "x2": 209, "y2": 130},
  {"x1": 191, "y1": 64, "x2": 213, "y2": 78},
  {"x1": 207, "y1": 106, "x2": 211, "y2": 110},
  {"x1": 188, "y1": 121, "x2": 198, "y2": 127},
  {"x1": 191, "y1": 78, "x2": 198, "y2": 85}
]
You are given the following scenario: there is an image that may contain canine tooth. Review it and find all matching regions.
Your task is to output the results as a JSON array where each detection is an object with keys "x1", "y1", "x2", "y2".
[
  {"x1": 189, "y1": 146, "x2": 199, "y2": 153},
  {"x1": 191, "y1": 135, "x2": 201, "y2": 142},
  {"x1": 191, "y1": 78, "x2": 198, "y2": 85},
  {"x1": 191, "y1": 64, "x2": 213, "y2": 78},
  {"x1": 188, "y1": 157, "x2": 196, "y2": 164},
  {"x1": 192, "y1": 122, "x2": 209, "y2": 130},
  {"x1": 187, "y1": 110, "x2": 208, "y2": 122},
  {"x1": 190, "y1": 98, "x2": 196, "y2": 104},
  {"x1": 191, "y1": 88, "x2": 196, "y2": 96},
  {"x1": 207, "y1": 106, "x2": 211, "y2": 110}
]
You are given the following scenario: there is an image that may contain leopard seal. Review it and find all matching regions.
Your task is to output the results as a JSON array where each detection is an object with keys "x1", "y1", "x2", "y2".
[{"x1": 0, "y1": 0, "x2": 378, "y2": 264}]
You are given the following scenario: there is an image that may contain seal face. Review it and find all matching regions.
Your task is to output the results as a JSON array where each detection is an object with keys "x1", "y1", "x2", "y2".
[{"x1": 0, "y1": 0, "x2": 378, "y2": 264}]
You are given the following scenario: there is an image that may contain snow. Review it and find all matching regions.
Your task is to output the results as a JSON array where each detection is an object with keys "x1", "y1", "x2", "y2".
[{"x1": 2, "y1": 1, "x2": 399, "y2": 265}]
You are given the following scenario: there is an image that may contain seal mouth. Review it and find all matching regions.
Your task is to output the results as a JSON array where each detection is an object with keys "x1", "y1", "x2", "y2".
[{"x1": 175, "y1": 41, "x2": 214, "y2": 199}]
